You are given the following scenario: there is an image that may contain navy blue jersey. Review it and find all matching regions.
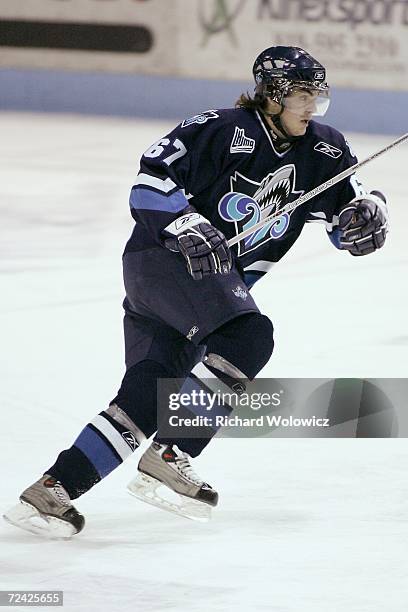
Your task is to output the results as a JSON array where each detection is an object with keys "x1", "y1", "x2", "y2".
[{"x1": 126, "y1": 108, "x2": 365, "y2": 287}]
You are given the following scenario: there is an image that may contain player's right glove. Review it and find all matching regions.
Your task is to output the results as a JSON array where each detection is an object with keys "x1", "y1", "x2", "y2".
[
  {"x1": 162, "y1": 206, "x2": 232, "y2": 280},
  {"x1": 338, "y1": 191, "x2": 388, "y2": 256}
]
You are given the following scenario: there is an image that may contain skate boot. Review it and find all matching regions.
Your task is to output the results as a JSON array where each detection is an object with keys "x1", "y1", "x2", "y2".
[
  {"x1": 127, "y1": 442, "x2": 218, "y2": 522},
  {"x1": 3, "y1": 475, "x2": 85, "y2": 539}
]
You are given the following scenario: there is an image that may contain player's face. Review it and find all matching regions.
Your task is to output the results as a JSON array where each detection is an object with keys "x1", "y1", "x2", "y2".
[
  {"x1": 281, "y1": 90, "x2": 319, "y2": 136},
  {"x1": 274, "y1": 87, "x2": 331, "y2": 137}
]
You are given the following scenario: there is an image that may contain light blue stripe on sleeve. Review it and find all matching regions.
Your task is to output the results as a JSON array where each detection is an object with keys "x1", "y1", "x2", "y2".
[{"x1": 130, "y1": 186, "x2": 188, "y2": 213}]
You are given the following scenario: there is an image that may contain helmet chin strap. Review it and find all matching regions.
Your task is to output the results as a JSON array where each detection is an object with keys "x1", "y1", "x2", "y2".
[{"x1": 263, "y1": 107, "x2": 304, "y2": 146}]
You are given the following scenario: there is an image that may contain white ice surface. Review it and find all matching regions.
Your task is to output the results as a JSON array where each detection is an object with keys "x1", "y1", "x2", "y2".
[{"x1": 1, "y1": 113, "x2": 407, "y2": 611}]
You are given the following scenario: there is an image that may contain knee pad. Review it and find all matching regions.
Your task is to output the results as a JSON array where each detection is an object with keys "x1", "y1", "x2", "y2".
[
  {"x1": 110, "y1": 360, "x2": 172, "y2": 439},
  {"x1": 204, "y1": 313, "x2": 274, "y2": 380}
]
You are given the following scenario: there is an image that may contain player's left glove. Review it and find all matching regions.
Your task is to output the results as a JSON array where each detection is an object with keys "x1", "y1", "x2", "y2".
[
  {"x1": 338, "y1": 191, "x2": 388, "y2": 256},
  {"x1": 162, "y1": 206, "x2": 232, "y2": 280}
]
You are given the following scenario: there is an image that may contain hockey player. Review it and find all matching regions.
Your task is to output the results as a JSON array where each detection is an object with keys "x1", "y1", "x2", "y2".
[{"x1": 4, "y1": 46, "x2": 388, "y2": 537}]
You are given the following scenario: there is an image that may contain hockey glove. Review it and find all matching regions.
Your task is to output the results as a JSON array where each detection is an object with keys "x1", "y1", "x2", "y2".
[
  {"x1": 338, "y1": 191, "x2": 388, "y2": 256},
  {"x1": 163, "y1": 206, "x2": 232, "y2": 280}
]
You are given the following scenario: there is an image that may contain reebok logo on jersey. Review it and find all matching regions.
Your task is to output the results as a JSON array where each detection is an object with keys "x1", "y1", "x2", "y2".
[
  {"x1": 230, "y1": 127, "x2": 255, "y2": 154},
  {"x1": 122, "y1": 431, "x2": 138, "y2": 451},
  {"x1": 314, "y1": 142, "x2": 343, "y2": 159},
  {"x1": 181, "y1": 110, "x2": 219, "y2": 128}
]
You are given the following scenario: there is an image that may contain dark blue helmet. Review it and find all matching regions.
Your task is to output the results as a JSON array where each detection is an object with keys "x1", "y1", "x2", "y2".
[{"x1": 253, "y1": 46, "x2": 329, "y2": 104}]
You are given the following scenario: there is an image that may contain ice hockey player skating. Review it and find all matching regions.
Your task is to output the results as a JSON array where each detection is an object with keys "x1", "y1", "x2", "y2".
[{"x1": 3, "y1": 46, "x2": 388, "y2": 538}]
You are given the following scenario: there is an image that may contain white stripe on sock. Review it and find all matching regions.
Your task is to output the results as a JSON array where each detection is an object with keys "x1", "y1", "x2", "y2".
[{"x1": 91, "y1": 414, "x2": 135, "y2": 461}]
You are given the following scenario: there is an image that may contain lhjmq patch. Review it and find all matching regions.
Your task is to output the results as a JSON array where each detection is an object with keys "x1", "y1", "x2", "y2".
[
  {"x1": 230, "y1": 127, "x2": 255, "y2": 154},
  {"x1": 314, "y1": 141, "x2": 343, "y2": 159}
]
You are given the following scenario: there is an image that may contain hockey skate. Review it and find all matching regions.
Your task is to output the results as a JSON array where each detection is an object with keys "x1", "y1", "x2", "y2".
[
  {"x1": 127, "y1": 442, "x2": 218, "y2": 522},
  {"x1": 3, "y1": 475, "x2": 85, "y2": 539}
]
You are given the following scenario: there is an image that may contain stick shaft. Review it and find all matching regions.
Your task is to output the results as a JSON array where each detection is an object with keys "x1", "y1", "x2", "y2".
[{"x1": 227, "y1": 132, "x2": 408, "y2": 248}]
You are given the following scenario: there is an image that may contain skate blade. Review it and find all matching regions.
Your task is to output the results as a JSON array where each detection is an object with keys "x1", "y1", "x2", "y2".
[
  {"x1": 3, "y1": 501, "x2": 76, "y2": 539},
  {"x1": 127, "y1": 473, "x2": 212, "y2": 523}
]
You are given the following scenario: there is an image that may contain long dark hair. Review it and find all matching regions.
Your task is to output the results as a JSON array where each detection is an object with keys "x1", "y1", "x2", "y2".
[{"x1": 235, "y1": 92, "x2": 267, "y2": 111}]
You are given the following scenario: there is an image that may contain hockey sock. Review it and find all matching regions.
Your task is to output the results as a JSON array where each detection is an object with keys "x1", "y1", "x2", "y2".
[
  {"x1": 155, "y1": 373, "x2": 232, "y2": 458},
  {"x1": 47, "y1": 406, "x2": 144, "y2": 499},
  {"x1": 46, "y1": 361, "x2": 172, "y2": 499},
  {"x1": 110, "y1": 360, "x2": 171, "y2": 437}
]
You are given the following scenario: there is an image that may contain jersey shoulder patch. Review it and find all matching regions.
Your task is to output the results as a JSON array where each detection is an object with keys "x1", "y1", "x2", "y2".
[{"x1": 181, "y1": 110, "x2": 219, "y2": 128}]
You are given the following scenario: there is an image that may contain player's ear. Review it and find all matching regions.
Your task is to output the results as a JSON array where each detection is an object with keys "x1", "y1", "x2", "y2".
[{"x1": 264, "y1": 98, "x2": 281, "y2": 115}]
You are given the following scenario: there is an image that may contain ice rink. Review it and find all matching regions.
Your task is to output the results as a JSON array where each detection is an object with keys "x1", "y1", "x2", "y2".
[{"x1": 1, "y1": 112, "x2": 407, "y2": 611}]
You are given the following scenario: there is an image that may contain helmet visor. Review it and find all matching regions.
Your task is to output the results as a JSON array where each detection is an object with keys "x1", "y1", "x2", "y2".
[{"x1": 282, "y1": 85, "x2": 331, "y2": 117}]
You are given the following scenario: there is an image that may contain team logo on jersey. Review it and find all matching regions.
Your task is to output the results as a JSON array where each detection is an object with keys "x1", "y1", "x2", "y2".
[
  {"x1": 314, "y1": 142, "x2": 343, "y2": 159},
  {"x1": 218, "y1": 165, "x2": 304, "y2": 256},
  {"x1": 181, "y1": 110, "x2": 219, "y2": 128},
  {"x1": 230, "y1": 127, "x2": 255, "y2": 154}
]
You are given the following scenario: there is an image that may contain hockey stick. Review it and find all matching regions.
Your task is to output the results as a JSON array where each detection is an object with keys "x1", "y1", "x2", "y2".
[{"x1": 227, "y1": 132, "x2": 408, "y2": 248}]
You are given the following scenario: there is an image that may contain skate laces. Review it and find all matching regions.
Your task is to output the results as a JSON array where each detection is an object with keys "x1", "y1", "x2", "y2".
[
  {"x1": 45, "y1": 479, "x2": 72, "y2": 508},
  {"x1": 174, "y1": 452, "x2": 203, "y2": 486}
]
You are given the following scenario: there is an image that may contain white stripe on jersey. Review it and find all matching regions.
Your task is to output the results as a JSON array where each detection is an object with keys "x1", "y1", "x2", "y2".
[
  {"x1": 349, "y1": 173, "x2": 367, "y2": 198},
  {"x1": 307, "y1": 211, "x2": 340, "y2": 231},
  {"x1": 244, "y1": 260, "x2": 276, "y2": 273},
  {"x1": 134, "y1": 174, "x2": 194, "y2": 200},
  {"x1": 134, "y1": 173, "x2": 178, "y2": 193}
]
